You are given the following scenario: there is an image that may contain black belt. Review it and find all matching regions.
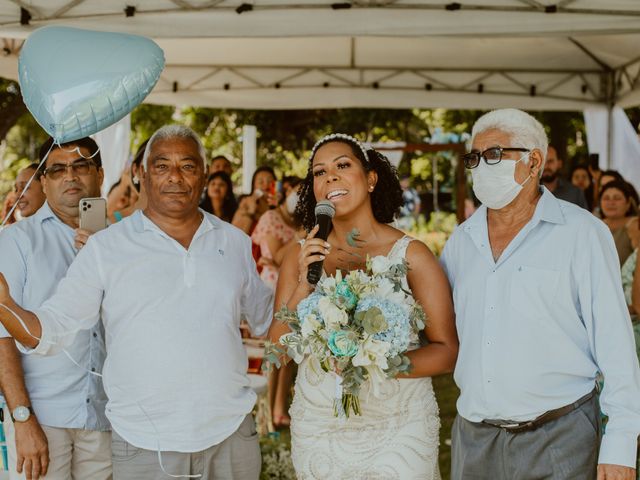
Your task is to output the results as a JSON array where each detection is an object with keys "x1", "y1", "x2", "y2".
[{"x1": 482, "y1": 389, "x2": 597, "y2": 434}]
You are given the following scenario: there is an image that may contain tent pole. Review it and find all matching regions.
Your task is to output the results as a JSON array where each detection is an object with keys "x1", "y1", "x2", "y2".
[
  {"x1": 606, "y1": 105, "x2": 613, "y2": 170},
  {"x1": 242, "y1": 125, "x2": 257, "y2": 194}
]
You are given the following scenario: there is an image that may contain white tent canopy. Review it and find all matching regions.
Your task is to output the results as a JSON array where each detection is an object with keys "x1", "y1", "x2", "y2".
[{"x1": 0, "y1": 0, "x2": 638, "y2": 111}]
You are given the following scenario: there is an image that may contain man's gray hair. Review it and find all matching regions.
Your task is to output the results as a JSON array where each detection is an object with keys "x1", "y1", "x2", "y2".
[
  {"x1": 142, "y1": 124, "x2": 207, "y2": 169},
  {"x1": 471, "y1": 108, "x2": 548, "y2": 168}
]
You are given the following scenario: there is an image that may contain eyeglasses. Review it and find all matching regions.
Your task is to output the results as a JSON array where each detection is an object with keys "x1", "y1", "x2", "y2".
[
  {"x1": 462, "y1": 147, "x2": 530, "y2": 169},
  {"x1": 43, "y1": 159, "x2": 96, "y2": 180}
]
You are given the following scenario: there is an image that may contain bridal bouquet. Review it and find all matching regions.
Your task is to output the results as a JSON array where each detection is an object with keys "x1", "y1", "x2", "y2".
[{"x1": 264, "y1": 255, "x2": 425, "y2": 418}]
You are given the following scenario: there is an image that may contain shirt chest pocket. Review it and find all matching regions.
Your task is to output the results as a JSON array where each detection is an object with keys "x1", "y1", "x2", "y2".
[{"x1": 509, "y1": 264, "x2": 561, "y2": 318}]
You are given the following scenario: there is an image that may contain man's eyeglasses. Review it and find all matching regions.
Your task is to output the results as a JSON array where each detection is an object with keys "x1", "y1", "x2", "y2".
[
  {"x1": 462, "y1": 147, "x2": 530, "y2": 169},
  {"x1": 43, "y1": 159, "x2": 96, "y2": 180}
]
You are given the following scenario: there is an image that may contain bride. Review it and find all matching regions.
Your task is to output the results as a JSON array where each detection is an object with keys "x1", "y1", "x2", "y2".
[{"x1": 268, "y1": 133, "x2": 458, "y2": 479}]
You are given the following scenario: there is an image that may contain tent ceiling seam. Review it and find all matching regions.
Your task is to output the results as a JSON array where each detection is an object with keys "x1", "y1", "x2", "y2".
[
  {"x1": 459, "y1": 72, "x2": 495, "y2": 90},
  {"x1": 539, "y1": 72, "x2": 577, "y2": 95},
  {"x1": 163, "y1": 64, "x2": 603, "y2": 75},
  {"x1": 499, "y1": 72, "x2": 529, "y2": 93},
  {"x1": 578, "y1": 73, "x2": 600, "y2": 100},
  {"x1": 50, "y1": 0, "x2": 86, "y2": 19},
  {"x1": 227, "y1": 68, "x2": 265, "y2": 87},
  {"x1": 163, "y1": 82, "x2": 598, "y2": 104},
  {"x1": 5, "y1": 3, "x2": 640, "y2": 24},
  {"x1": 270, "y1": 68, "x2": 310, "y2": 86},
  {"x1": 321, "y1": 69, "x2": 358, "y2": 86},
  {"x1": 568, "y1": 37, "x2": 611, "y2": 71},
  {"x1": 5, "y1": 0, "x2": 43, "y2": 18},
  {"x1": 183, "y1": 67, "x2": 223, "y2": 90}
]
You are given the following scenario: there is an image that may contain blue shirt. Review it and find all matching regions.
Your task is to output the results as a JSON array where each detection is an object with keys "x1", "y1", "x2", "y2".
[
  {"x1": 441, "y1": 188, "x2": 640, "y2": 468},
  {"x1": 0, "y1": 202, "x2": 109, "y2": 431}
]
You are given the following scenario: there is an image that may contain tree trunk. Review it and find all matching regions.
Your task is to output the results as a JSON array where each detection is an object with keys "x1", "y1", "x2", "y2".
[{"x1": 0, "y1": 82, "x2": 27, "y2": 141}]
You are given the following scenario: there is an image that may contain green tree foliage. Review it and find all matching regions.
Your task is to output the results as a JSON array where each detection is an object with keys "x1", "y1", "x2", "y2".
[{"x1": 1, "y1": 102, "x2": 593, "y2": 210}]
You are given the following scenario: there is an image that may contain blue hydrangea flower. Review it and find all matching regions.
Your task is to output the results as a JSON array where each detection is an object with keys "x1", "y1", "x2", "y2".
[
  {"x1": 335, "y1": 279, "x2": 358, "y2": 311},
  {"x1": 297, "y1": 292, "x2": 325, "y2": 326},
  {"x1": 355, "y1": 296, "x2": 411, "y2": 357},
  {"x1": 328, "y1": 330, "x2": 358, "y2": 357}
]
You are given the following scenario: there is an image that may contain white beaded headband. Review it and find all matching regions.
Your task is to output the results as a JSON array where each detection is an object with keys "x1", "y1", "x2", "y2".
[{"x1": 309, "y1": 133, "x2": 369, "y2": 165}]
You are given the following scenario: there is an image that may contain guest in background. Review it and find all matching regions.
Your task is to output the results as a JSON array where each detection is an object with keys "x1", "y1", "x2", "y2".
[
  {"x1": 281, "y1": 175, "x2": 301, "y2": 201},
  {"x1": 251, "y1": 177, "x2": 302, "y2": 428},
  {"x1": 252, "y1": 177, "x2": 302, "y2": 289},
  {"x1": 600, "y1": 169, "x2": 625, "y2": 187},
  {"x1": 600, "y1": 180, "x2": 638, "y2": 266},
  {"x1": 130, "y1": 139, "x2": 149, "y2": 212},
  {"x1": 571, "y1": 164, "x2": 594, "y2": 211},
  {"x1": 542, "y1": 146, "x2": 588, "y2": 208},
  {"x1": 106, "y1": 176, "x2": 138, "y2": 224},
  {"x1": 232, "y1": 166, "x2": 277, "y2": 235},
  {"x1": 209, "y1": 155, "x2": 233, "y2": 177},
  {"x1": 1, "y1": 191, "x2": 18, "y2": 226},
  {"x1": 13, "y1": 163, "x2": 46, "y2": 220},
  {"x1": 200, "y1": 171, "x2": 238, "y2": 222}
]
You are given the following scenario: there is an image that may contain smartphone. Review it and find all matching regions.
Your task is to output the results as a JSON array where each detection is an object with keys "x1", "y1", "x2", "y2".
[
  {"x1": 589, "y1": 153, "x2": 599, "y2": 171},
  {"x1": 79, "y1": 197, "x2": 107, "y2": 233}
]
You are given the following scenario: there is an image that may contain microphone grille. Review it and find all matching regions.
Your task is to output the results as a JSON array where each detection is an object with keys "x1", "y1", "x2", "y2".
[{"x1": 314, "y1": 200, "x2": 336, "y2": 218}]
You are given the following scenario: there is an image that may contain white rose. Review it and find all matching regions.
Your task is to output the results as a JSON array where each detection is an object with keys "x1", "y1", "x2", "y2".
[
  {"x1": 279, "y1": 333, "x2": 305, "y2": 363},
  {"x1": 371, "y1": 256, "x2": 393, "y2": 275},
  {"x1": 301, "y1": 314, "x2": 322, "y2": 337},
  {"x1": 318, "y1": 297, "x2": 348, "y2": 330},
  {"x1": 374, "y1": 277, "x2": 395, "y2": 300},
  {"x1": 318, "y1": 276, "x2": 336, "y2": 295},
  {"x1": 352, "y1": 337, "x2": 391, "y2": 369}
]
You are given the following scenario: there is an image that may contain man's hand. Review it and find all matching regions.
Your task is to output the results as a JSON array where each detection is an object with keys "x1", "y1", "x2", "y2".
[
  {"x1": 14, "y1": 417, "x2": 49, "y2": 480},
  {"x1": 597, "y1": 464, "x2": 636, "y2": 480},
  {"x1": 74, "y1": 228, "x2": 92, "y2": 250}
]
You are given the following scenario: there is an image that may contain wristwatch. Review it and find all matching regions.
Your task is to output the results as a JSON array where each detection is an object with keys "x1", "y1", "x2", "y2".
[{"x1": 11, "y1": 405, "x2": 34, "y2": 423}]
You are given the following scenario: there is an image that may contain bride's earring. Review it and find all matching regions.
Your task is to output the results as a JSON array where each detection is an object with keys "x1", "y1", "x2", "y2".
[
  {"x1": 133, "y1": 176, "x2": 139, "y2": 185},
  {"x1": 368, "y1": 185, "x2": 374, "y2": 192}
]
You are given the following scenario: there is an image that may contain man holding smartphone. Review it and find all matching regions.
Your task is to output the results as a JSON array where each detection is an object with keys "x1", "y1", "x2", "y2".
[{"x1": 0, "y1": 137, "x2": 111, "y2": 480}]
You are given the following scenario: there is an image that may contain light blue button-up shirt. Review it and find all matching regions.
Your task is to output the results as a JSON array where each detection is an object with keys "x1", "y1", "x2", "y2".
[
  {"x1": 441, "y1": 187, "x2": 640, "y2": 467},
  {"x1": 0, "y1": 202, "x2": 109, "y2": 431}
]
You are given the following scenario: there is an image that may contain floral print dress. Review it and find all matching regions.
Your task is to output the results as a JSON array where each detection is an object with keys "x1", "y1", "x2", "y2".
[{"x1": 251, "y1": 209, "x2": 296, "y2": 289}]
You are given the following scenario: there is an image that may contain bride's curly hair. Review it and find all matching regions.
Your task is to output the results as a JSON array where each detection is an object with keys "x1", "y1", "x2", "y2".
[{"x1": 295, "y1": 136, "x2": 403, "y2": 232}]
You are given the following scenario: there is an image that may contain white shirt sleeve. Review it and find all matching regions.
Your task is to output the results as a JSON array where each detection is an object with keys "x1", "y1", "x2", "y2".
[
  {"x1": 575, "y1": 218, "x2": 640, "y2": 467},
  {"x1": 439, "y1": 229, "x2": 457, "y2": 287},
  {"x1": 240, "y1": 234, "x2": 273, "y2": 337},
  {"x1": 28, "y1": 238, "x2": 104, "y2": 356},
  {"x1": 0, "y1": 228, "x2": 27, "y2": 338}
]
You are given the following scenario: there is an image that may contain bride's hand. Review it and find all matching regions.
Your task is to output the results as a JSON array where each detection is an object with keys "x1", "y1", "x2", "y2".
[{"x1": 298, "y1": 225, "x2": 331, "y2": 288}]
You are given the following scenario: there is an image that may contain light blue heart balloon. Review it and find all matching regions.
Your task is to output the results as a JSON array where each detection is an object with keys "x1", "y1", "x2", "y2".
[{"x1": 19, "y1": 26, "x2": 164, "y2": 143}]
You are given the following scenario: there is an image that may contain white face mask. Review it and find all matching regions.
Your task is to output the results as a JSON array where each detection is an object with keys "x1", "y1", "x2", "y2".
[
  {"x1": 471, "y1": 155, "x2": 532, "y2": 210},
  {"x1": 286, "y1": 192, "x2": 299, "y2": 214}
]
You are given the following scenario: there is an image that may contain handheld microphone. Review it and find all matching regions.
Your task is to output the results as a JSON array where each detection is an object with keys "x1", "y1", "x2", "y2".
[{"x1": 307, "y1": 200, "x2": 336, "y2": 285}]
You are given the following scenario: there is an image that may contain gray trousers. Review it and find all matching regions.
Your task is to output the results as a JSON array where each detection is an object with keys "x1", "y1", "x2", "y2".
[
  {"x1": 111, "y1": 414, "x2": 261, "y2": 480},
  {"x1": 451, "y1": 394, "x2": 600, "y2": 480}
]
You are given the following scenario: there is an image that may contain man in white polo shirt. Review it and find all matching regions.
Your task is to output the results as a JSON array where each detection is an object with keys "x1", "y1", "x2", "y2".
[{"x1": 0, "y1": 124, "x2": 274, "y2": 480}]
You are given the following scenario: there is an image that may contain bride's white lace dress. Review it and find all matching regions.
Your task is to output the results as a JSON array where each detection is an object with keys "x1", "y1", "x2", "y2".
[{"x1": 289, "y1": 236, "x2": 441, "y2": 480}]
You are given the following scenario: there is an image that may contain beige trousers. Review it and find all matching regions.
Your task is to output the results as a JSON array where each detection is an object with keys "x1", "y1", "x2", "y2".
[
  {"x1": 2, "y1": 408, "x2": 112, "y2": 480},
  {"x1": 111, "y1": 414, "x2": 261, "y2": 480}
]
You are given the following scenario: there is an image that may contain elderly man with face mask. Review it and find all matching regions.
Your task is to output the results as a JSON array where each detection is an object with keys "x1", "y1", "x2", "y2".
[
  {"x1": 0, "y1": 124, "x2": 273, "y2": 480},
  {"x1": 441, "y1": 109, "x2": 640, "y2": 480}
]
